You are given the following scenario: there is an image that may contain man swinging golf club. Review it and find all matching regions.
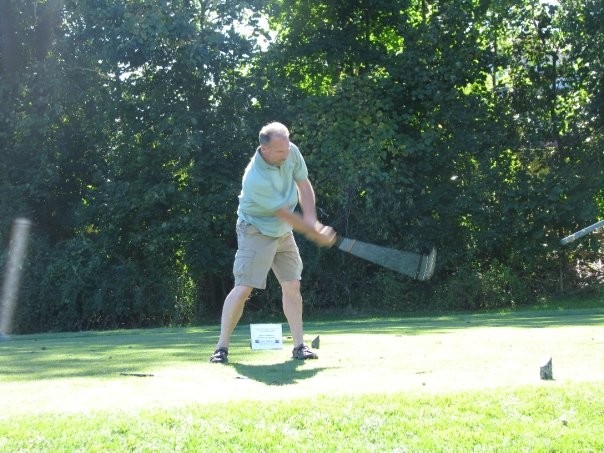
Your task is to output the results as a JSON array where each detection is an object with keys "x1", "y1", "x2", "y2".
[{"x1": 210, "y1": 122, "x2": 336, "y2": 364}]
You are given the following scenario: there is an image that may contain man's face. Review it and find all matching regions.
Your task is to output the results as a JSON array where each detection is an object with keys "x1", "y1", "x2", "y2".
[{"x1": 260, "y1": 137, "x2": 290, "y2": 167}]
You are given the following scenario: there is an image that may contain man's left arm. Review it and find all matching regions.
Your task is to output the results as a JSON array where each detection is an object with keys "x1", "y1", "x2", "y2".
[
  {"x1": 274, "y1": 178, "x2": 336, "y2": 247},
  {"x1": 296, "y1": 179, "x2": 318, "y2": 228}
]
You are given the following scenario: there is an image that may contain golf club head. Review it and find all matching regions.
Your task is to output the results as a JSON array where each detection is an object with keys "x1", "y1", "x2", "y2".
[{"x1": 417, "y1": 247, "x2": 437, "y2": 281}]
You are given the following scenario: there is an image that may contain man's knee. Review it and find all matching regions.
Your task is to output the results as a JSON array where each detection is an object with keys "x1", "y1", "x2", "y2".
[
  {"x1": 230, "y1": 285, "x2": 253, "y2": 302},
  {"x1": 280, "y1": 280, "x2": 301, "y2": 298}
]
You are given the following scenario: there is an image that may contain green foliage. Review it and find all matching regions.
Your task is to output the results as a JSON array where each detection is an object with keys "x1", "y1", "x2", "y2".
[
  {"x1": 281, "y1": 0, "x2": 602, "y2": 313},
  {"x1": 432, "y1": 261, "x2": 534, "y2": 311},
  {"x1": 2, "y1": 0, "x2": 264, "y2": 332},
  {"x1": 1, "y1": 0, "x2": 603, "y2": 332},
  {"x1": 15, "y1": 232, "x2": 198, "y2": 333}
]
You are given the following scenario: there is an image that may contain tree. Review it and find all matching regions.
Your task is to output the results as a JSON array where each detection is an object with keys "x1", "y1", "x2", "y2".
[
  {"x1": 2, "y1": 0, "x2": 601, "y2": 332},
  {"x1": 4, "y1": 0, "x2": 267, "y2": 332}
]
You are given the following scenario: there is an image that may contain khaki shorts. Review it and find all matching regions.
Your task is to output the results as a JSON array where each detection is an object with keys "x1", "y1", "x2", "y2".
[{"x1": 233, "y1": 220, "x2": 303, "y2": 289}]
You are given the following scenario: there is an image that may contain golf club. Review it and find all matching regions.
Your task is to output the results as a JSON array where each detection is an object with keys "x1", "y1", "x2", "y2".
[{"x1": 335, "y1": 236, "x2": 436, "y2": 281}]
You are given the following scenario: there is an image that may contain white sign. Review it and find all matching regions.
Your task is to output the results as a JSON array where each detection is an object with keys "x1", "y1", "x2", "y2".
[{"x1": 250, "y1": 323, "x2": 283, "y2": 350}]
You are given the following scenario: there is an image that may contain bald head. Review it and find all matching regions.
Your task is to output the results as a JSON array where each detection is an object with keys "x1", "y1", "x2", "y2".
[{"x1": 259, "y1": 122, "x2": 290, "y2": 145}]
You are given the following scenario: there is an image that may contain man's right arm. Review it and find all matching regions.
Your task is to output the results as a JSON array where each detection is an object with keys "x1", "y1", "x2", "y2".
[{"x1": 275, "y1": 208, "x2": 336, "y2": 248}]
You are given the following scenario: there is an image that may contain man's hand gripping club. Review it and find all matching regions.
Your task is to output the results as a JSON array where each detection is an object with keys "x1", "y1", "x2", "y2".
[{"x1": 275, "y1": 208, "x2": 336, "y2": 248}]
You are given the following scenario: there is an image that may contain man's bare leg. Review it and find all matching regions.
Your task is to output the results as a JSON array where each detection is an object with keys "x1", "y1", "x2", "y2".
[
  {"x1": 216, "y1": 285, "x2": 253, "y2": 350},
  {"x1": 281, "y1": 280, "x2": 304, "y2": 347}
]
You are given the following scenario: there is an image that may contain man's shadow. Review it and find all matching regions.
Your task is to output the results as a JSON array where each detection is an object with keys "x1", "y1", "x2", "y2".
[{"x1": 232, "y1": 360, "x2": 327, "y2": 386}]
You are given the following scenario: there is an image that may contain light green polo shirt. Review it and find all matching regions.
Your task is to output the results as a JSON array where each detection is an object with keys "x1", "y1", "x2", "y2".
[{"x1": 237, "y1": 142, "x2": 309, "y2": 237}]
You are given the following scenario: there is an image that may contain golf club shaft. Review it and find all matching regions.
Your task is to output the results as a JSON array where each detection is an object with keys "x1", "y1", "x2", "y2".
[{"x1": 560, "y1": 219, "x2": 604, "y2": 245}]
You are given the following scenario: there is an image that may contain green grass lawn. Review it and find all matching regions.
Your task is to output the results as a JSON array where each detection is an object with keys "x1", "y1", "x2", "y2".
[{"x1": 1, "y1": 307, "x2": 603, "y2": 451}]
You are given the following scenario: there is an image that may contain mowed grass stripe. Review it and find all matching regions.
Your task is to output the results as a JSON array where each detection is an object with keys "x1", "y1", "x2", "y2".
[{"x1": 1, "y1": 384, "x2": 603, "y2": 452}]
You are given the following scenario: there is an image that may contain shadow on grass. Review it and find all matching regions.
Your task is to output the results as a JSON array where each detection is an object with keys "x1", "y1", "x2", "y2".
[{"x1": 232, "y1": 360, "x2": 328, "y2": 386}]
